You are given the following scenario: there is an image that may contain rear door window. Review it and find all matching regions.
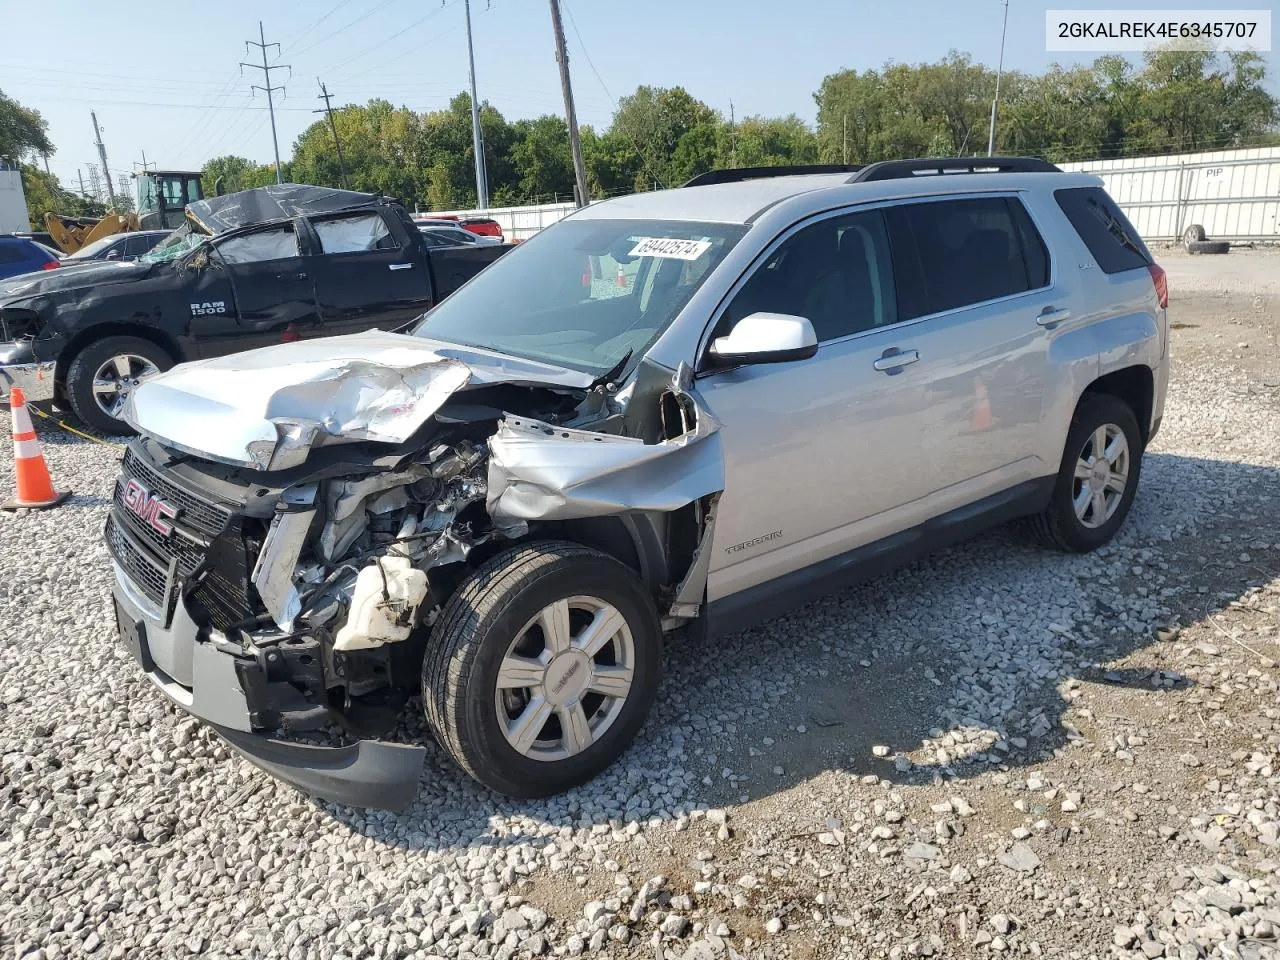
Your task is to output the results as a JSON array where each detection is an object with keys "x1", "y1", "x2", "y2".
[
  {"x1": 312, "y1": 212, "x2": 397, "y2": 254},
  {"x1": 886, "y1": 197, "x2": 1048, "y2": 320},
  {"x1": 1055, "y1": 186, "x2": 1152, "y2": 274}
]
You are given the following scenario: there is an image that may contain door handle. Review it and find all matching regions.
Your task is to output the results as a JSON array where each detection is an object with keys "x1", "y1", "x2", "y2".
[
  {"x1": 1036, "y1": 307, "x2": 1071, "y2": 326},
  {"x1": 388, "y1": 263, "x2": 413, "y2": 271},
  {"x1": 276, "y1": 271, "x2": 307, "y2": 281},
  {"x1": 873, "y1": 349, "x2": 920, "y2": 372}
]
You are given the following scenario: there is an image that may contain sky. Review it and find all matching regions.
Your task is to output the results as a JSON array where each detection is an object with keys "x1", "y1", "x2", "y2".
[{"x1": 3, "y1": 0, "x2": 1277, "y2": 195}]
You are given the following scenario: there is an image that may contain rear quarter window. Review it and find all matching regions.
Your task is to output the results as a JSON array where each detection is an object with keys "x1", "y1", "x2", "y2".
[{"x1": 1054, "y1": 186, "x2": 1152, "y2": 275}]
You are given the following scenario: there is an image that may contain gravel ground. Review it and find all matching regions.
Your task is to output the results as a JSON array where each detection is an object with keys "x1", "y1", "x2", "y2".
[{"x1": 3, "y1": 249, "x2": 1280, "y2": 960}]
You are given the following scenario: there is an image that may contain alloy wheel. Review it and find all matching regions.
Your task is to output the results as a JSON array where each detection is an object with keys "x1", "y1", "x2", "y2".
[{"x1": 494, "y1": 595, "x2": 635, "y2": 761}]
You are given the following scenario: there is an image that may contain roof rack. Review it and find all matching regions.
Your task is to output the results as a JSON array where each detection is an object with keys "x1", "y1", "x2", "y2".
[
  {"x1": 848, "y1": 156, "x2": 1060, "y2": 182},
  {"x1": 681, "y1": 164, "x2": 861, "y2": 188}
]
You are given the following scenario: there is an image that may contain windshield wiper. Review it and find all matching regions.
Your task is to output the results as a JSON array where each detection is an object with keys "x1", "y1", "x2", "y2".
[{"x1": 587, "y1": 348, "x2": 633, "y2": 392}]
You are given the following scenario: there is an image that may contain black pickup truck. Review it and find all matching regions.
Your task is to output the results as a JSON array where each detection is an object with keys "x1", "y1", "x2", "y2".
[{"x1": 0, "y1": 184, "x2": 511, "y2": 432}]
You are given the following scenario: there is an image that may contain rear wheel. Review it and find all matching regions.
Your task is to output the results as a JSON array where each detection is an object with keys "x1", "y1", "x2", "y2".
[
  {"x1": 65, "y1": 335, "x2": 173, "y2": 434},
  {"x1": 1027, "y1": 394, "x2": 1144, "y2": 553},
  {"x1": 423, "y1": 541, "x2": 662, "y2": 797}
]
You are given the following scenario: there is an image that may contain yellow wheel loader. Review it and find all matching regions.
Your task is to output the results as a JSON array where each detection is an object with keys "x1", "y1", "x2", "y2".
[{"x1": 44, "y1": 170, "x2": 206, "y2": 255}]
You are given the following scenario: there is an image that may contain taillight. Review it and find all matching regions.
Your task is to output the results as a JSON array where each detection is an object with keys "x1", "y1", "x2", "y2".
[
  {"x1": 1147, "y1": 262, "x2": 1167, "y2": 309},
  {"x1": 41, "y1": 260, "x2": 61, "y2": 270}
]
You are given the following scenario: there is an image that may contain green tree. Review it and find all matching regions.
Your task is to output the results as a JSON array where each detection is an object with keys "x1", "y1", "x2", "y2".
[
  {"x1": 201, "y1": 155, "x2": 263, "y2": 196},
  {"x1": 0, "y1": 90, "x2": 53, "y2": 164},
  {"x1": 21, "y1": 167, "x2": 105, "y2": 229},
  {"x1": 610, "y1": 86, "x2": 719, "y2": 189},
  {"x1": 509, "y1": 115, "x2": 575, "y2": 203}
]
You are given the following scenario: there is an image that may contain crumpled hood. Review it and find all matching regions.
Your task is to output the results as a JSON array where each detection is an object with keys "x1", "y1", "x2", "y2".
[
  {"x1": 123, "y1": 330, "x2": 594, "y2": 471},
  {"x1": 0, "y1": 260, "x2": 151, "y2": 301}
]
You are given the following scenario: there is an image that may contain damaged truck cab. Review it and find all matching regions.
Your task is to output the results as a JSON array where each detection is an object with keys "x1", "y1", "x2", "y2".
[{"x1": 107, "y1": 158, "x2": 1169, "y2": 808}]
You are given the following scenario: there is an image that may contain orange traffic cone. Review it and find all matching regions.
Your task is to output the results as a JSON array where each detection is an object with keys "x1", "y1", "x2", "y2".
[
  {"x1": 3, "y1": 387, "x2": 71, "y2": 511},
  {"x1": 971, "y1": 381, "x2": 993, "y2": 431},
  {"x1": 616, "y1": 265, "x2": 627, "y2": 289}
]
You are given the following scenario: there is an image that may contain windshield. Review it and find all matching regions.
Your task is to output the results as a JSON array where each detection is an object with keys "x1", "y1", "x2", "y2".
[
  {"x1": 140, "y1": 224, "x2": 206, "y2": 263},
  {"x1": 414, "y1": 218, "x2": 745, "y2": 375},
  {"x1": 66, "y1": 235, "x2": 121, "y2": 260}
]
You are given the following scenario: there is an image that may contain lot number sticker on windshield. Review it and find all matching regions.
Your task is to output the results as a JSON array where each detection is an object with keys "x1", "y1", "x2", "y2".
[{"x1": 628, "y1": 237, "x2": 712, "y2": 260}]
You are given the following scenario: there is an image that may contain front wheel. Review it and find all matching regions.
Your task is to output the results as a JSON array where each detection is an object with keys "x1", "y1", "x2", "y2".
[
  {"x1": 423, "y1": 541, "x2": 662, "y2": 797},
  {"x1": 1027, "y1": 394, "x2": 1144, "y2": 553},
  {"x1": 65, "y1": 335, "x2": 173, "y2": 434}
]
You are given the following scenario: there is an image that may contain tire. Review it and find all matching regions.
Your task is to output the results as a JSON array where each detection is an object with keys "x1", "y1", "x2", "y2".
[
  {"x1": 1187, "y1": 239, "x2": 1230, "y2": 255},
  {"x1": 1026, "y1": 394, "x2": 1144, "y2": 553},
  {"x1": 1182, "y1": 224, "x2": 1206, "y2": 246},
  {"x1": 424, "y1": 540, "x2": 662, "y2": 797},
  {"x1": 65, "y1": 335, "x2": 174, "y2": 435}
]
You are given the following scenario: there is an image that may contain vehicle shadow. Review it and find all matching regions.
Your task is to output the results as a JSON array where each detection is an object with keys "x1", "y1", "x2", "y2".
[{"x1": 319, "y1": 451, "x2": 1279, "y2": 850}]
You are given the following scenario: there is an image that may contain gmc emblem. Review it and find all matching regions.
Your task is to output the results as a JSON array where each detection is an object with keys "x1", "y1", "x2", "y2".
[{"x1": 122, "y1": 479, "x2": 178, "y2": 537}]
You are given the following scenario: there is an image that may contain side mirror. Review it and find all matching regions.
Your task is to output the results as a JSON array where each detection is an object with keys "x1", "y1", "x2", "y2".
[
  {"x1": 105, "y1": 249, "x2": 121, "y2": 260},
  {"x1": 708, "y1": 312, "x2": 818, "y2": 367}
]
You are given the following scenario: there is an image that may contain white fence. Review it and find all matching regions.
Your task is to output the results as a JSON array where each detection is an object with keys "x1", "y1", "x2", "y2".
[
  {"x1": 1060, "y1": 147, "x2": 1280, "y2": 242},
  {"x1": 420, "y1": 200, "x2": 583, "y2": 241},
  {"x1": 426, "y1": 146, "x2": 1280, "y2": 245}
]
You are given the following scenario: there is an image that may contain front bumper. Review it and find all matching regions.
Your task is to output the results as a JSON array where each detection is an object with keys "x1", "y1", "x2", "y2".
[
  {"x1": 110, "y1": 562, "x2": 426, "y2": 810},
  {"x1": 0, "y1": 347, "x2": 56, "y2": 403}
]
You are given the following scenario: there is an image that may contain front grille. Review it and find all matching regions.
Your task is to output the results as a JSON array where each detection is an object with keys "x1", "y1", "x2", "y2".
[
  {"x1": 119, "y1": 447, "x2": 231, "y2": 538},
  {"x1": 105, "y1": 513, "x2": 171, "y2": 609},
  {"x1": 107, "y1": 443, "x2": 247, "y2": 627}
]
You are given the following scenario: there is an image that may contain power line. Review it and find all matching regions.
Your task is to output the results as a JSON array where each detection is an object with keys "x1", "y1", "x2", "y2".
[
  {"x1": 559, "y1": 0, "x2": 667, "y2": 189},
  {"x1": 283, "y1": 0, "x2": 348, "y2": 52},
  {"x1": 327, "y1": 0, "x2": 459, "y2": 82},
  {"x1": 291, "y1": 0, "x2": 403, "y2": 59},
  {"x1": 241, "y1": 22, "x2": 292, "y2": 183}
]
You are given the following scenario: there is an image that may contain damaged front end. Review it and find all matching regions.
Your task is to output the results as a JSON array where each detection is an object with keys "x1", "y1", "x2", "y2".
[{"x1": 108, "y1": 336, "x2": 723, "y2": 808}]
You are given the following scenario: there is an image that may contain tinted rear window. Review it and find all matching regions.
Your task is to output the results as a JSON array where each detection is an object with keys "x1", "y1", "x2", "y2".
[
  {"x1": 886, "y1": 197, "x2": 1049, "y2": 320},
  {"x1": 0, "y1": 241, "x2": 28, "y2": 264},
  {"x1": 1055, "y1": 186, "x2": 1151, "y2": 275}
]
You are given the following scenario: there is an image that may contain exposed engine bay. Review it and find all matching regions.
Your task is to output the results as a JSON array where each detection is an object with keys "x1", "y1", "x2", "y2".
[{"x1": 111, "y1": 335, "x2": 723, "y2": 742}]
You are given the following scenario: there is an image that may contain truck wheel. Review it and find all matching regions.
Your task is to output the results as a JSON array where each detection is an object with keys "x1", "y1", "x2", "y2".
[
  {"x1": 424, "y1": 541, "x2": 662, "y2": 798},
  {"x1": 1026, "y1": 394, "x2": 1144, "y2": 553},
  {"x1": 65, "y1": 336, "x2": 173, "y2": 435}
]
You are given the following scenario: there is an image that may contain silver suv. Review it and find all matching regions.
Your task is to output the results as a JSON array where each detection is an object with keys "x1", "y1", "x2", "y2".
[{"x1": 107, "y1": 157, "x2": 1169, "y2": 809}]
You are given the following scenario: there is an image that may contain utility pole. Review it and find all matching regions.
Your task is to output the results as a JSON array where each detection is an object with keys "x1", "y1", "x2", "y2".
[
  {"x1": 242, "y1": 21, "x2": 290, "y2": 184},
  {"x1": 987, "y1": 0, "x2": 1010, "y2": 157},
  {"x1": 315, "y1": 80, "x2": 350, "y2": 190},
  {"x1": 41, "y1": 153, "x2": 50, "y2": 176},
  {"x1": 842, "y1": 114, "x2": 848, "y2": 164},
  {"x1": 548, "y1": 0, "x2": 589, "y2": 207},
  {"x1": 463, "y1": 0, "x2": 489, "y2": 209},
  {"x1": 77, "y1": 169, "x2": 86, "y2": 198},
  {"x1": 90, "y1": 112, "x2": 116, "y2": 204},
  {"x1": 730, "y1": 100, "x2": 737, "y2": 166},
  {"x1": 135, "y1": 149, "x2": 156, "y2": 174}
]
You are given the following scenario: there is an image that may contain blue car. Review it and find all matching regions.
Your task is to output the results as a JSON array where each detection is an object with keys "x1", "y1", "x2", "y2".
[{"x1": 0, "y1": 235, "x2": 61, "y2": 281}]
